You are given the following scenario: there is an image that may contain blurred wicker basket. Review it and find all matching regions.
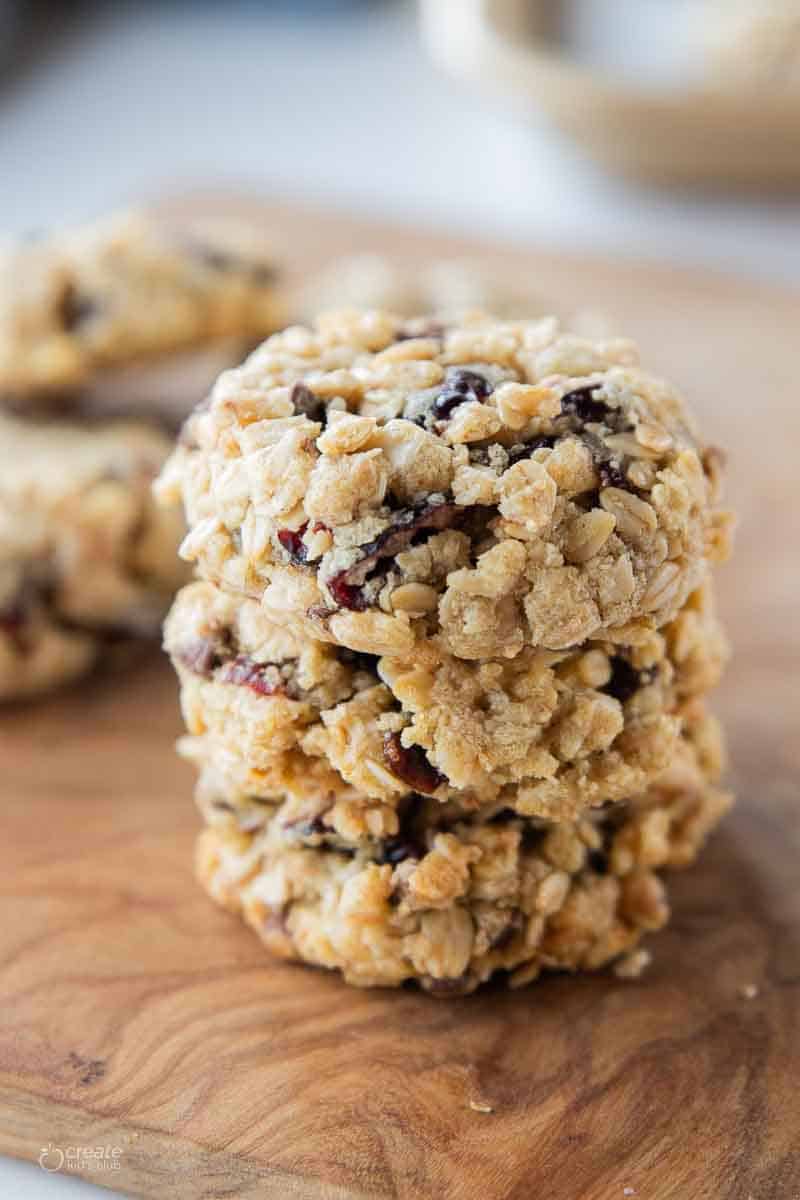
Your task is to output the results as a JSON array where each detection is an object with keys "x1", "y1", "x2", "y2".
[{"x1": 419, "y1": 0, "x2": 800, "y2": 188}]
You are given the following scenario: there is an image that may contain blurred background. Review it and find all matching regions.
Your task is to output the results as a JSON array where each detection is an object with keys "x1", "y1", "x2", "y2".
[{"x1": 1, "y1": 0, "x2": 798, "y2": 283}]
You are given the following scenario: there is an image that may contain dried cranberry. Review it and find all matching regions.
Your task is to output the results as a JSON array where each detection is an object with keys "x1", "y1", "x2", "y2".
[
  {"x1": 277, "y1": 523, "x2": 309, "y2": 565},
  {"x1": 177, "y1": 635, "x2": 230, "y2": 677},
  {"x1": 560, "y1": 385, "x2": 608, "y2": 424},
  {"x1": 0, "y1": 594, "x2": 34, "y2": 655},
  {"x1": 383, "y1": 731, "x2": 445, "y2": 795},
  {"x1": 432, "y1": 368, "x2": 493, "y2": 420},
  {"x1": 326, "y1": 501, "x2": 458, "y2": 611},
  {"x1": 358, "y1": 501, "x2": 457, "y2": 563},
  {"x1": 327, "y1": 575, "x2": 369, "y2": 611},
  {"x1": 0, "y1": 602, "x2": 25, "y2": 638},
  {"x1": 290, "y1": 382, "x2": 326, "y2": 424},
  {"x1": 219, "y1": 656, "x2": 285, "y2": 697}
]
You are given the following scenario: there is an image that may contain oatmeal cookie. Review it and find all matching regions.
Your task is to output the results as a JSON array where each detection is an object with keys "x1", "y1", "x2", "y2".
[
  {"x1": 195, "y1": 715, "x2": 732, "y2": 992},
  {"x1": 0, "y1": 211, "x2": 284, "y2": 401},
  {"x1": 0, "y1": 413, "x2": 186, "y2": 699},
  {"x1": 158, "y1": 311, "x2": 732, "y2": 660},
  {"x1": 166, "y1": 577, "x2": 727, "y2": 833}
]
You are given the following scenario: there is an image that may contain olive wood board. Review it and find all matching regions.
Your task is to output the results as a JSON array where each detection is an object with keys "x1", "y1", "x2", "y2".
[{"x1": 1, "y1": 197, "x2": 798, "y2": 1200}]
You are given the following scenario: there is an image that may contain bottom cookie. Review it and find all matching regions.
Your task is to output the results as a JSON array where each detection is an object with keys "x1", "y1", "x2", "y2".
[{"x1": 196, "y1": 716, "x2": 731, "y2": 993}]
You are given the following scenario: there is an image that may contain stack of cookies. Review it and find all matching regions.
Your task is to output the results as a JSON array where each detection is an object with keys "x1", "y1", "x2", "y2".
[
  {"x1": 0, "y1": 211, "x2": 284, "y2": 700},
  {"x1": 158, "y1": 309, "x2": 734, "y2": 993}
]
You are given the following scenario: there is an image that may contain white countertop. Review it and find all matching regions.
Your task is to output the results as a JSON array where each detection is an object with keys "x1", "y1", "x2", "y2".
[
  {"x1": 1, "y1": 0, "x2": 798, "y2": 284},
  {"x1": 1, "y1": 2, "x2": 797, "y2": 1195}
]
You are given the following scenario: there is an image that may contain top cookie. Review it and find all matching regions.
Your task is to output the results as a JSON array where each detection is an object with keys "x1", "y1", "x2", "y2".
[
  {"x1": 158, "y1": 310, "x2": 732, "y2": 660},
  {"x1": 0, "y1": 211, "x2": 285, "y2": 400}
]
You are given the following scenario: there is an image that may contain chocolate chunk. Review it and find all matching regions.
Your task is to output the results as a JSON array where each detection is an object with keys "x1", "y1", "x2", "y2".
[
  {"x1": 290, "y1": 382, "x2": 326, "y2": 425},
  {"x1": 177, "y1": 635, "x2": 231, "y2": 677},
  {"x1": 560, "y1": 385, "x2": 608, "y2": 424},
  {"x1": 218, "y1": 656, "x2": 286, "y2": 697},
  {"x1": 603, "y1": 656, "x2": 655, "y2": 704},
  {"x1": 277, "y1": 523, "x2": 309, "y2": 565},
  {"x1": 326, "y1": 500, "x2": 459, "y2": 611},
  {"x1": 383, "y1": 731, "x2": 445, "y2": 795}
]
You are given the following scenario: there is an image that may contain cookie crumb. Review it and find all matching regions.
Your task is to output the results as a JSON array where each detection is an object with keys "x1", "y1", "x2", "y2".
[
  {"x1": 469, "y1": 1099, "x2": 494, "y2": 1114},
  {"x1": 614, "y1": 949, "x2": 652, "y2": 980},
  {"x1": 623, "y1": 1188, "x2": 636, "y2": 1196},
  {"x1": 739, "y1": 983, "x2": 759, "y2": 1000}
]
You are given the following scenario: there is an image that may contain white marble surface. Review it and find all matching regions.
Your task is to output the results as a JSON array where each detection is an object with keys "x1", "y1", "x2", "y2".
[{"x1": 1, "y1": 2, "x2": 797, "y2": 1196}]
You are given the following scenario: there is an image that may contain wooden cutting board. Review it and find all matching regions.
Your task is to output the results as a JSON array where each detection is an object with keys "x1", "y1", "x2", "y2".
[{"x1": 1, "y1": 199, "x2": 798, "y2": 1200}]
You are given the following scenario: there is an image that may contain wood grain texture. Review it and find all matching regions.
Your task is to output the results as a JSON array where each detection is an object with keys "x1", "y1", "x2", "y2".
[{"x1": 1, "y1": 199, "x2": 799, "y2": 1200}]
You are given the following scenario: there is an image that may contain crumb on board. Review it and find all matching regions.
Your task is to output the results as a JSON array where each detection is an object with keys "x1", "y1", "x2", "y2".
[
  {"x1": 614, "y1": 949, "x2": 652, "y2": 980},
  {"x1": 739, "y1": 983, "x2": 759, "y2": 1000},
  {"x1": 623, "y1": 1189, "x2": 636, "y2": 1197},
  {"x1": 469, "y1": 1099, "x2": 494, "y2": 1114}
]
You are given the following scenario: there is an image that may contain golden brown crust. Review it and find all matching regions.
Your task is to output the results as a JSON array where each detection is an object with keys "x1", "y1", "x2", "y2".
[
  {"x1": 165, "y1": 577, "x2": 727, "y2": 832},
  {"x1": 158, "y1": 311, "x2": 732, "y2": 663},
  {"x1": 196, "y1": 715, "x2": 731, "y2": 992}
]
